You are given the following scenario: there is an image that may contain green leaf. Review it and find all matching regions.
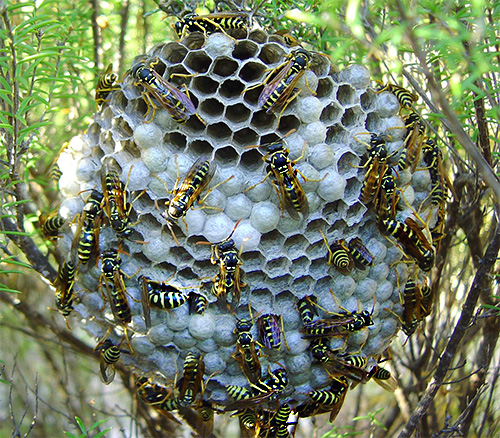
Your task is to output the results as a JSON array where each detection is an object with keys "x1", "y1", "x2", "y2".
[
  {"x1": 93, "y1": 428, "x2": 112, "y2": 438},
  {"x1": 75, "y1": 416, "x2": 86, "y2": 433}
]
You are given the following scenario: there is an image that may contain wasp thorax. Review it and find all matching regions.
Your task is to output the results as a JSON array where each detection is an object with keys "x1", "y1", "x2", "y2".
[{"x1": 54, "y1": 25, "x2": 441, "y2": 426}]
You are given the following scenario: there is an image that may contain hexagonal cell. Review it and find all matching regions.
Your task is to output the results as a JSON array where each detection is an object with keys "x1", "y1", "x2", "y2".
[
  {"x1": 199, "y1": 98, "x2": 224, "y2": 118},
  {"x1": 177, "y1": 266, "x2": 197, "y2": 282},
  {"x1": 316, "y1": 77, "x2": 335, "y2": 98},
  {"x1": 343, "y1": 177, "x2": 362, "y2": 205},
  {"x1": 183, "y1": 114, "x2": 206, "y2": 134},
  {"x1": 86, "y1": 122, "x2": 100, "y2": 145},
  {"x1": 211, "y1": 57, "x2": 239, "y2": 77},
  {"x1": 321, "y1": 199, "x2": 341, "y2": 220},
  {"x1": 336, "y1": 84, "x2": 357, "y2": 107},
  {"x1": 110, "y1": 90, "x2": 127, "y2": 114},
  {"x1": 164, "y1": 131, "x2": 187, "y2": 152},
  {"x1": 225, "y1": 103, "x2": 251, "y2": 124},
  {"x1": 305, "y1": 218, "x2": 328, "y2": 236},
  {"x1": 345, "y1": 202, "x2": 366, "y2": 226},
  {"x1": 360, "y1": 89, "x2": 376, "y2": 112},
  {"x1": 250, "y1": 110, "x2": 276, "y2": 130},
  {"x1": 309, "y1": 257, "x2": 331, "y2": 279},
  {"x1": 258, "y1": 43, "x2": 286, "y2": 65},
  {"x1": 188, "y1": 139, "x2": 214, "y2": 155},
  {"x1": 127, "y1": 98, "x2": 149, "y2": 124},
  {"x1": 154, "y1": 261, "x2": 177, "y2": 279},
  {"x1": 111, "y1": 117, "x2": 133, "y2": 139},
  {"x1": 289, "y1": 256, "x2": 311, "y2": 277},
  {"x1": 264, "y1": 256, "x2": 291, "y2": 278},
  {"x1": 233, "y1": 127, "x2": 259, "y2": 147},
  {"x1": 278, "y1": 115, "x2": 300, "y2": 134},
  {"x1": 292, "y1": 275, "x2": 314, "y2": 295},
  {"x1": 337, "y1": 150, "x2": 359, "y2": 175},
  {"x1": 310, "y1": 53, "x2": 332, "y2": 77},
  {"x1": 99, "y1": 130, "x2": 115, "y2": 155},
  {"x1": 326, "y1": 124, "x2": 349, "y2": 144},
  {"x1": 320, "y1": 103, "x2": 342, "y2": 124},
  {"x1": 285, "y1": 234, "x2": 309, "y2": 259},
  {"x1": 214, "y1": 146, "x2": 239, "y2": 166},
  {"x1": 240, "y1": 148, "x2": 264, "y2": 172},
  {"x1": 248, "y1": 29, "x2": 268, "y2": 44},
  {"x1": 365, "y1": 112, "x2": 381, "y2": 132},
  {"x1": 233, "y1": 40, "x2": 259, "y2": 60},
  {"x1": 260, "y1": 229, "x2": 286, "y2": 256},
  {"x1": 219, "y1": 79, "x2": 245, "y2": 99},
  {"x1": 184, "y1": 51, "x2": 212, "y2": 73},
  {"x1": 182, "y1": 33, "x2": 206, "y2": 51},
  {"x1": 159, "y1": 42, "x2": 188, "y2": 64},
  {"x1": 192, "y1": 76, "x2": 219, "y2": 96},
  {"x1": 121, "y1": 139, "x2": 141, "y2": 158},
  {"x1": 207, "y1": 122, "x2": 232, "y2": 141},
  {"x1": 259, "y1": 132, "x2": 281, "y2": 146},
  {"x1": 239, "y1": 61, "x2": 266, "y2": 83},
  {"x1": 341, "y1": 107, "x2": 364, "y2": 128}
]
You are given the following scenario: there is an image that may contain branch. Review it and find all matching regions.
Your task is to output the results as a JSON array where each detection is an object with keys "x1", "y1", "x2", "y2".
[{"x1": 398, "y1": 218, "x2": 500, "y2": 438}]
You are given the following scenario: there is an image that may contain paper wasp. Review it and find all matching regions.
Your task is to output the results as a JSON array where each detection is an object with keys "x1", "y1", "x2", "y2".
[
  {"x1": 376, "y1": 82, "x2": 418, "y2": 109},
  {"x1": 367, "y1": 365, "x2": 398, "y2": 392},
  {"x1": 322, "y1": 235, "x2": 354, "y2": 275},
  {"x1": 257, "y1": 313, "x2": 285, "y2": 350},
  {"x1": 188, "y1": 291, "x2": 208, "y2": 315},
  {"x1": 77, "y1": 189, "x2": 104, "y2": 264},
  {"x1": 375, "y1": 167, "x2": 399, "y2": 224},
  {"x1": 130, "y1": 58, "x2": 201, "y2": 124},
  {"x1": 99, "y1": 249, "x2": 133, "y2": 350},
  {"x1": 347, "y1": 237, "x2": 374, "y2": 269},
  {"x1": 246, "y1": 137, "x2": 310, "y2": 220},
  {"x1": 225, "y1": 368, "x2": 288, "y2": 411},
  {"x1": 53, "y1": 259, "x2": 76, "y2": 329},
  {"x1": 139, "y1": 275, "x2": 188, "y2": 329},
  {"x1": 95, "y1": 63, "x2": 120, "y2": 111},
  {"x1": 397, "y1": 109, "x2": 426, "y2": 172},
  {"x1": 174, "y1": 12, "x2": 247, "y2": 39},
  {"x1": 232, "y1": 317, "x2": 262, "y2": 384},
  {"x1": 380, "y1": 217, "x2": 435, "y2": 272},
  {"x1": 39, "y1": 211, "x2": 65, "y2": 241},
  {"x1": 260, "y1": 403, "x2": 291, "y2": 438},
  {"x1": 297, "y1": 295, "x2": 317, "y2": 325},
  {"x1": 254, "y1": 48, "x2": 314, "y2": 116},
  {"x1": 177, "y1": 352, "x2": 205, "y2": 407},
  {"x1": 136, "y1": 376, "x2": 180, "y2": 416},
  {"x1": 94, "y1": 336, "x2": 130, "y2": 384}
]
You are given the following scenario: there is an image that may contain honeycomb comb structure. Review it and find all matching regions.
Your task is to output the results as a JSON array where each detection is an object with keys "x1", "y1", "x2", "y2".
[{"x1": 55, "y1": 28, "x2": 437, "y2": 415}]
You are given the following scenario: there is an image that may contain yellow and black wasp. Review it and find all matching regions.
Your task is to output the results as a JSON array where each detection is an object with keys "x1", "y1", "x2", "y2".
[
  {"x1": 397, "y1": 109, "x2": 426, "y2": 172},
  {"x1": 257, "y1": 314, "x2": 285, "y2": 350},
  {"x1": 53, "y1": 259, "x2": 76, "y2": 330},
  {"x1": 136, "y1": 376, "x2": 180, "y2": 418},
  {"x1": 247, "y1": 138, "x2": 310, "y2": 220},
  {"x1": 347, "y1": 237, "x2": 374, "y2": 270},
  {"x1": 174, "y1": 12, "x2": 248, "y2": 39},
  {"x1": 232, "y1": 317, "x2": 262, "y2": 384},
  {"x1": 367, "y1": 364, "x2": 398, "y2": 392},
  {"x1": 375, "y1": 167, "x2": 399, "y2": 225},
  {"x1": 95, "y1": 63, "x2": 120, "y2": 111},
  {"x1": 380, "y1": 216, "x2": 435, "y2": 272},
  {"x1": 322, "y1": 235, "x2": 354, "y2": 275},
  {"x1": 129, "y1": 58, "x2": 201, "y2": 124},
  {"x1": 253, "y1": 48, "x2": 314, "y2": 116},
  {"x1": 297, "y1": 295, "x2": 317, "y2": 325},
  {"x1": 77, "y1": 189, "x2": 104, "y2": 265},
  {"x1": 139, "y1": 275, "x2": 188, "y2": 329},
  {"x1": 100, "y1": 249, "x2": 133, "y2": 350},
  {"x1": 260, "y1": 403, "x2": 291, "y2": 438},
  {"x1": 301, "y1": 308, "x2": 374, "y2": 339},
  {"x1": 177, "y1": 352, "x2": 205, "y2": 407},
  {"x1": 376, "y1": 82, "x2": 418, "y2": 109},
  {"x1": 94, "y1": 337, "x2": 130, "y2": 384},
  {"x1": 39, "y1": 211, "x2": 65, "y2": 241},
  {"x1": 188, "y1": 291, "x2": 208, "y2": 315}
]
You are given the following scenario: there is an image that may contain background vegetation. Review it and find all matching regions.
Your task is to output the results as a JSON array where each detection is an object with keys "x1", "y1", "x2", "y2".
[{"x1": 1, "y1": 0, "x2": 499, "y2": 436}]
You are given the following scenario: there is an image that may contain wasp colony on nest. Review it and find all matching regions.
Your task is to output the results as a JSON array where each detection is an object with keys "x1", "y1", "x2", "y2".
[{"x1": 43, "y1": 11, "x2": 448, "y2": 436}]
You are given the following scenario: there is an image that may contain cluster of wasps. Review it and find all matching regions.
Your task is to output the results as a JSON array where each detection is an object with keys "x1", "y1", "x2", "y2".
[{"x1": 40, "y1": 9, "x2": 451, "y2": 437}]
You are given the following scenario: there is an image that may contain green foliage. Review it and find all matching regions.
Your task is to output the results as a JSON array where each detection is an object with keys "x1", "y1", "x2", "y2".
[{"x1": 64, "y1": 416, "x2": 110, "y2": 438}]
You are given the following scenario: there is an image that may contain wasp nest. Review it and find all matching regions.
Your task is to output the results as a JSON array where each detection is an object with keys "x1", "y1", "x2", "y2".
[{"x1": 54, "y1": 26, "x2": 439, "y2": 423}]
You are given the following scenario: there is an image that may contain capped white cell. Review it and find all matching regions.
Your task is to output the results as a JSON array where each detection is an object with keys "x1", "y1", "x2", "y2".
[
  {"x1": 148, "y1": 324, "x2": 174, "y2": 344},
  {"x1": 165, "y1": 306, "x2": 190, "y2": 331},
  {"x1": 297, "y1": 96, "x2": 322, "y2": 124},
  {"x1": 205, "y1": 33, "x2": 236, "y2": 58},
  {"x1": 141, "y1": 232, "x2": 171, "y2": 263},
  {"x1": 188, "y1": 314, "x2": 215, "y2": 340},
  {"x1": 296, "y1": 70, "x2": 319, "y2": 96},
  {"x1": 203, "y1": 187, "x2": 227, "y2": 215},
  {"x1": 183, "y1": 208, "x2": 206, "y2": 236},
  {"x1": 225, "y1": 193, "x2": 252, "y2": 220},
  {"x1": 203, "y1": 213, "x2": 235, "y2": 242},
  {"x1": 354, "y1": 278, "x2": 378, "y2": 301},
  {"x1": 308, "y1": 143, "x2": 335, "y2": 170},
  {"x1": 76, "y1": 157, "x2": 100, "y2": 183},
  {"x1": 231, "y1": 220, "x2": 261, "y2": 251},
  {"x1": 339, "y1": 64, "x2": 371, "y2": 89},
  {"x1": 384, "y1": 115, "x2": 406, "y2": 141},
  {"x1": 133, "y1": 123, "x2": 163, "y2": 149},
  {"x1": 250, "y1": 201, "x2": 280, "y2": 234},
  {"x1": 130, "y1": 336, "x2": 155, "y2": 356},
  {"x1": 245, "y1": 174, "x2": 273, "y2": 203},
  {"x1": 317, "y1": 171, "x2": 346, "y2": 202},
  {"x1": 120, "y1": 161, "x2": 151, "y2": 192},
  {"x1": 411, "y1": 168, "x2": 432, "y2": 191},
  {"x1": 376, "y1": 280, "x2": 394, "y2": 302},
  {"x1": 173, "y1": 330, "x2": 197, "y2": 349},
  {"x1": 142, "y1": 146, "x2": 168, "y2": 173},
  {"x1": 369, "y1": 263, "x2": 390, "y2": 283},
  {"x1": 213, "y1": 315, "x2": 237, "y2": 346},
  {"x1": 165, "y1": 153, "x2": 194, "y2": 181},
  {"x1": 216, "y1": 166, "x2": 243, "y2": 197},
  {"x1": 203, "y1": 352, "x2": 227, "y2": 375},
  {"x1": 400, "y1": 184, "x2": 415, "y2": 205},
  {"x1": 285, "y1": 330, "x2": 310, "y2": 355},
  {"x1": 59, "y1": 197, "x2": 84, "y2": 220},
  {"x1": 297, "y1": 162, "x2": 321, "y2": 191},
  {"x1": 300, "y1": 121, "x2": 327, "y2": 146},
  {"x1": 376, "y1": 91, "x2": 400, "y2": 117},
  {"x1": 284, "y1": 352, "x2": 311, "y2": 374},
  {"x1": 59, "y1": 173, "x2": 82, "y2": 197}
]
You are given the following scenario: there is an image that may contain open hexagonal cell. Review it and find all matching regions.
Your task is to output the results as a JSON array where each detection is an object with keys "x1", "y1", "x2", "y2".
[
  {"x1": 305, "y1": 218, "x2": 329, "y2": 236},
  {"x1": 225, "y1": 103, "x2": 251, "y2": 124},
  {"x1": 285, "y1": 234, "x2": 309, "y2": 259},
  {"x1": 164, "y1": 131, "x2": 187, "y2": 152},
  {"x1": 316, "y1": 77, "x2": 335, "y2": 98},
  {"x1": 99, "y1": 130, "x2": 115, "y2": 155},
  {"x1": 153, "y1": 261, "x2": 177, "y2": 279},
  {"x1": 127, "y1": 98, "x2": 149, "y2": 124},
  {"x1": 241, "y1": 250, "x2": 266, "y2": 272},
  {"x1": 159, "y1": 42, "x2": 188, "y2": 64},
  {"x1": 289, "y1": 256, "x2": 311, "y2": 277},
  {"x1": 199, "y1": 98, "x2": 224, "y2": 118},
  {"x1": 214, "y1": 146, "x2": 239, "y2": 166},
  {"x1": 240, "y1": 148, "x2": 264, "y2": 172},
  {"x1": 320, "y1": 103, "x2": 343, "y2": 124},
  {"x1": 233, "y1": 40, "x2": 259, "y2": 60},
  {"x1": 86, "y1": 122, "x2": 100, "y2": 145},
  {"x1": 110, "y1": 90, "x2": 127, "y2": 114},
  {"x1": 343, "y1": 177, "x2": 363, "y2": 205},
  {"x1": 239, "y1": 61, "x2": 266, "y2": 83},
  {"x1": 337, "y1": 84, "x2": 357, "y2": 107},
  {"x1": 264, "y1": 256, "x2": 291, "y2": 278},
  {"x1": 258, "y1": 43, "x2": 286, "y2": 65},
  {"x1": 233, "y1": 127, "x2": 259, "y2": 147},
  {"x1": 341, "y1": 107, "x2": 365, "y2": 128},
  {"x1": 207, "y1": 122, "x2": 232, "y2": 141},
  {"x1": 219, "y1": 79, "x2": 245, "y2": 99},
  {"x1": 292, "y1": 275, "x2": 314, "y2": 295},
  {"x1": 111, "y1": 117, "x2": 133, "y2": 139},
  {"x1": 192, "y1": 76, "x2": 219, "y2": 96},
  {"x1": 184, "y1": 51, "x2": 212, "y2": 73},
  {"x1": 182, "y1": 33, "x2": 206, "y2": 51},
  {"x1": 345, "y1": 202, "x2": 366, "y2": 226},
  {"x1": 183, "y1": 113, "x2": 206, "y2": 134},
  {"x1": 310, "y1": 53, "x2": 332, "y2": 77},
  {"x1": 250, "y1": 110, "x2": 276, "y2": 130},
  {"x1": 121, "y1": 139, "x2": 141, "y2": 158},
  {"x1": 309, "y1": 257, "x2": 331, "y2": 279},
  {"x1": 259, "y1": 133, "x2": 280, "y2": 145},
  {"x1": 243, "y1": 85, "x2": 263, "y2": 106},
  {"x1": 326, "y1": 124, "x2": 349, "y2": 144},
  {"x1": 360, "y1": 89, "x2": 376, "y2": 112},
  {"x1": 278, "y1": 115, "x2": 300, "y2": 134},
  {"x1": 188, "y1": 139, "x2": 214, "y2": 156},
  {"x1": 177, "y1": 266, "x2": 198, "y2": 282},
  {"x1": 365, "y1": 112, "x2": 381, "y2": 133},
  {"x1": 260, "y1": 229, "x2": 286, "y2": 256},
  {"x1": 211, "y1": 57, "x2": 239, "y2": 77},
  {"x1": 248, "y1": 29, "x2": 268, "y2": 44}
]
